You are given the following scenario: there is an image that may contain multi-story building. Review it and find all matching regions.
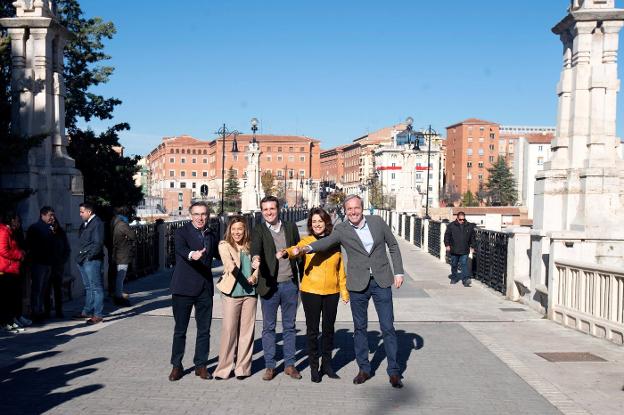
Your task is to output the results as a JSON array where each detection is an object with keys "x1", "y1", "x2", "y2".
[
  {"x1": 319, "y1": 144, "x2": 346, "y2": 188},
  {"x1": 512, "y1": 134, "x2": 554, "y2": 219},
  {"x1": 499, "y1": 125, "x2": 556, "y2": 163},
  {"x1": 445, "y1": 118, "x2": 501, "y2": 201},
  {"x1": 146, "y1": 134, "x2": 321, "y2": 215}
]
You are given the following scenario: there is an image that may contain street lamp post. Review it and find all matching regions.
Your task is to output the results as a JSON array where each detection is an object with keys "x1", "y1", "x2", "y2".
[
  {"x1": 250, "y1": 117, "x2": 258, "y2": 144},
  {"x1": 215, "y1": 123, "x2": 240, "y2": 214},
  {"x1": 422, "y1": 125, "x2": 437, "y2": 219}
]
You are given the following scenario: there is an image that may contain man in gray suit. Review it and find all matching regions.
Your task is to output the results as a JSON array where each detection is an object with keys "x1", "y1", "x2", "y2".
[{"x1": 296, "y1": 194, "x2": 405, "y2": 388}]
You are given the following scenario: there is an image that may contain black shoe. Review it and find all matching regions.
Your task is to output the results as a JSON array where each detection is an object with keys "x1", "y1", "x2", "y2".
[
  {"x1": 320, "y1": 360, "x2": 340, "y2": 379},
  {"x1": 450, "y1": 278, "x2": 459, "y2": 284},
  {"x1": 462, "y1": 279, "x2": 471, "y2": 287},
  {"x1": 310, "y1": 367, "x2": 321, "y2": 383},
  {"x1": 113, "y1": 297, "x2": 132, "y2": 307}
]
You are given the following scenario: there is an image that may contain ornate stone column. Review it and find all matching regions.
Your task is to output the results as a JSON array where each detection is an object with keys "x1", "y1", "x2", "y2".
[
  {"x1": 241, "y1": 141, "x2": 261, "y2": 212},
  {"x1": 0, "y1": 0, "x2": 83, "y2": 228}
]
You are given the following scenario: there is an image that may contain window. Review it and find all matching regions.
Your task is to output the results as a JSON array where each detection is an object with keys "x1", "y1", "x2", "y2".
[
  {"x1": 277, "y1": 170, "x2": 283, "y2": 177},
  {"x1": 537, "y1": 157, "x2": 544, "y2": 166},
  {"x1": 415, "y1": 173, "x2": 422, "y2": 180},
  {"x1": 169, "y1": 157, "x2": 175, "y2": 163},
  {"x1": 278, "y1": 147, "x2": 282, "y2": 152},
  {"x1": 203, "y1": 150, "x2": 207, "y2": 155},
  {"x1": 170, "y1": 149, "x2": 174, "y2": 154},
  {"x1": 175, "y1": 149, "x2": 179, "y2": 154},
  {"x1": 478, "y1": 161, "x2": 484, "y2": 168},
  {"x1": 467, "y1": 137, "x2": 473, "y2": 142},
  {"x1": 266, "y1": 155, "x2": 272, "y2": 162},
  {"x1": 192, "y1": 182, "x2": 196, "y2": 189},
  {"x1": 538, "y1": 145, "x2": 543, "y2": 151},
  {"x1": 489, "y1": 156, "x2": 494, "y2": 162},
  {"x1": 192, "y1": 171, "x2": 197, "y2": 177},
  {"x1": 479, "y1": 137, "x2": 484, "y2": 142},
  {"x1": 288, "y1": 170, "x2": 294, "y2": 179},
  {"x1": 288, "y1": 182, "x2": 293, "y2": 189},
  {"x1": 479, "y1": 126, "x2": 485, "y2": 132},
  {"x1": 267, "y1": 146, "x2": 272, "y2": 152},
  {"x1": 490, "y1": 133, "x2": 495, "y2": 139},
  {"x1": 478, "y1": 174, "x2": 484, "y2": 181},
  {"x1": 181, "y1": 158, "x2": 186, "y2": 164},
  {"x1": 202, "y1": 171, "x2": 207, "y2": 177},
  {"x1": 289, "y1": 155, "x2": 294, "y2": 162},
  {"x1": 203, "y1": 158, "x2": 207, "y2": 163},
  {"x1": 233, "y1": 155, "x2": 238, "y2": 161},
  {"x1": 467, "y1": 173, "x2": 472, "y2": 180},
  {"x1": 169, "y1": 170, "x2": 175, "y2": 177},
  {"x1": 478, "y1": 148, "x2": 484, "y2": 156},
  {"x1": 300, "y1": 147, "x2": 304, "y2": 152},
  {"x1": 192, "y1": 150, "x2": 196, "y2": 155},
  {"x1": 169, "y1": 182, "x2": 174, "y2": 188},
  {"x1": 391, "y1": 173, "x2": 395, "y2": 179},
  {"x1": 181, "y1": 171, "x2": 186, "y2": 177},
  {"x1": 192, "y1": 158, "x2": 196, "y2": 163},
  {"x1": 467, "y1": 148, "x2": 473, "y2": 156},
  {"x1": 180, "y1": 182, "x2": 186, "y2": 188},
  {"x1": 489, "y1": 144, "x2": 495, "y2": 151},
  {"x1": 299, "y1": 170, "x2": 305, "y2": 177},
  {"x1": 289, "y1": 147, "x2": 293, "y2": 152},
  {"x1": 181, "y1": 149, "x2": 186, "y2": 154},
  {"x1": 277, "y1": 155, "x2": 283, "y2": 161},
  {"x1": 467, "y1": 162, "x2": 472, "y2": 168},
  {"x1": 300, "y1": 156, "x2": 305, "y2": 162}
]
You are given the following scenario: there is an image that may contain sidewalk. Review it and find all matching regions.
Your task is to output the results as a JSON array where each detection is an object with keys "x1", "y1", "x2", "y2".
[{"x1": 0, "y1": 222, "x2": 622, "y2": 414}]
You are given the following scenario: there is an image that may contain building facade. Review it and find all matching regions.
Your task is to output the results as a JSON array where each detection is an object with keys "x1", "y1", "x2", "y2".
[
  {"x1": 445, "y1": 118, "x2": 501, "y2": 201},
  {"x1": 512, "y1": 134, "x2": 554, "y2": 219}
]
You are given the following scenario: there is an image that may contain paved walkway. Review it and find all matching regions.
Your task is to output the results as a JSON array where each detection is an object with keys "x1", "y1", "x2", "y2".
[{"x1": 1, "y1": 221, "x2": 623, "y2": 414}]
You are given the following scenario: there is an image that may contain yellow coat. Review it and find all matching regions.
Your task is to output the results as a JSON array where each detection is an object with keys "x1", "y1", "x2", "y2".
[{"x1": 286, "y1": 235, "x2": 348, "y2": 301}]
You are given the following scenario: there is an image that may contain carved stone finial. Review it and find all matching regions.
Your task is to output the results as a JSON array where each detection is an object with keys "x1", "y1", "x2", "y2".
[{"x1": 12, "y1": 0, "x2": 56, "y2": 18}]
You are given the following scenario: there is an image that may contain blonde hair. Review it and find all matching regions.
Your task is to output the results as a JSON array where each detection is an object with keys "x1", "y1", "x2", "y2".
[{"x1": 224, "y1": 216, "x2": 250, "y2": 253}]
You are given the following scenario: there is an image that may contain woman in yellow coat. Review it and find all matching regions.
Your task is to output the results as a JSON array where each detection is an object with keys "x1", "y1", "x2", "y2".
[{"x1": 278, "y1": 207, "x2": 348, "y2": 383}]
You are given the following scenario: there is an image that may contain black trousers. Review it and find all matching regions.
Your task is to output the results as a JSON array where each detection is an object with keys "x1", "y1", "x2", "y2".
[
  {"x1": 44, "y1": 267, "x2": 63, "y2": 316},
  {"x1": 300, "y1": 291, "x2": 339, "y2": 367},
  {"x1": 170, "y1": 285, "x2": 213, "y2": 369},
  {"x1": 0, "y1": 274, "x2": 21, "y2": 325}
]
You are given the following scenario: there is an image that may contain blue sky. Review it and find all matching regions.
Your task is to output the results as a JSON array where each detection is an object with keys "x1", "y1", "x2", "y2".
[{"x1": 78, "y1": 0, "x2": 624, "y2": 156}]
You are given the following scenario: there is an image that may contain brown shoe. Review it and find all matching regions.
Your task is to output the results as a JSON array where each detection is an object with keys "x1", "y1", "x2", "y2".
[
  {"x1": 353, "y1": 370, "x2": 371, "y2": 385},
  {"x1": 262, "y1": 368, "x2": 276, "y2": 381},
  {"x1": 86, "y1": 316, "x2": 103, "y2": 325},
  {"x1": 169, "y1": 366, "x2": 183, "y2": 381},
  {"x1": 194, "y1": 366, "x2": 212, "y2": 380},
  {"x1": 284, "y1": 365, "x2": 302, "y2": 380},
  {"x1": 389, "y1": 374, "x2": 404, "y2": 389}
]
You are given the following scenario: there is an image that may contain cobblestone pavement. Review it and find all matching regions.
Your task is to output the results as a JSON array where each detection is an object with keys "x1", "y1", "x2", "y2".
[{"x1": 0, "y1": 221, "x2": 622, "y2": 414}]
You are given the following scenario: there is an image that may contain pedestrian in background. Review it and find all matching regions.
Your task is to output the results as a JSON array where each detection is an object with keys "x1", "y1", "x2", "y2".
[
  {"x1": 251, "y1": 195, "x2": 303, "y2": 381},
  {"x1": 213, "y1": 216, "x2": 259, "y2": 380},
  {"x1": 26, "y1": 206, "x2": 56, "y2": 323},
  {"x1": 74, "y1": 202, "x2": 106, "y2": 325},
  {"x1": 168, "y1": 202, "x2": 219, "y2": 382},
  {"x1": 111, "y1": 206, "x2": 136, "y2": 307},
  {"x1": 0, "y1": 211, "x2": 26, "y2": 333},
  {"x1": 443, "y1": 211, "x2": 476, "y2": 287},
  {"x1": 45, "y1": 217, "x2": 70, "y2": 319},
  {"x1": 281, "y1": 207, "x2": 348, "y2": 383}
]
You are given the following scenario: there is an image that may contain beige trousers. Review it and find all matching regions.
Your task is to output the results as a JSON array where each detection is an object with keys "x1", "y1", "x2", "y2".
[{"x1": 213, "y1": 295, "x2": 258, "y2": 378}]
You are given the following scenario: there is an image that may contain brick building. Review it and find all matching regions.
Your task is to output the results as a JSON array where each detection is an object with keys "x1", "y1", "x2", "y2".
[
  {"x1": 445, "y1": 118, "x2": 501, "y2": 200},
  {"x1": 146, "y1": 134, "x2": 321, "y2": 215}
]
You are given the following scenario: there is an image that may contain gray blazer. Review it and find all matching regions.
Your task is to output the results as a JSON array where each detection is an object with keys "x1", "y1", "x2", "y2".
[{"x1": 309, "y1": 215, "x2": 404, "y2": 291}]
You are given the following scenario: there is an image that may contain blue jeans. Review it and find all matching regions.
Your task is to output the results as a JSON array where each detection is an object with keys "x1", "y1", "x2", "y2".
[
  {"x1": 349, "y1": 279, "x2": 399, "y2": 376},
  {"x1": 260, "y1": 280, "x2": 298, "y2": 368},
  {"x1": 78, "y1": 260, "x2": 104, "y2": 318},
  {"x1": 115, "y1": 264, "x2": 128, "y2": 298},
  {"x1": 450, "y1": 254, "x2": 469, "y2": 281}
]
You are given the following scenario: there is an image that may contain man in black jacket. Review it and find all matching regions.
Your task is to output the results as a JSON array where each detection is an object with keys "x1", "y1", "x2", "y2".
[
  {"x1": 74, "y1": 202, "x2": 105, "y2": 324},
  {"x1": 251, "y1": 196, "x2": 303, "y2": 381},
  {"x1": 168, "y1": 201, "x2": 219, "y2": 382},
  {"x1": 443, "y1": 211, "x2": 476, "y2": 287},
  {"x1": 26, "y1": 206, "x2": 56, "y2": 323}
]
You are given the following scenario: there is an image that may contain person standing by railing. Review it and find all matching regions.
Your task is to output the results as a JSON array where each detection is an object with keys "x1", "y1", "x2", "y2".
[
  {"x1": 443, "y1": 211, "x2": 476, "y2": 287},
  {"x1": 111, "y1": 206, "x2": 136, "y2": 307}
]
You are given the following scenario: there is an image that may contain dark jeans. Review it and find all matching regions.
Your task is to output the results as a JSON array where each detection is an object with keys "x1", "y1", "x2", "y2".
[
  {"x1": 44, "y1": 267, "x2": 63, "y2": 316},
  {"x1": 300, "y1": 291, "x2": 339, "y2": 367},
  {"x1": 450, "y1": 254, "x2": 469, "y2": 281},
  {"x1": 78, "y1": 260, "x2": 104, "y2": 318},
  {"x1": 349, "y1": 279, "x2": 399, "y2": 376},
  {"x1": 0, "y1": 274, "x2": 21, "y2": 325},
  {"x1": 260, "y1": 279, "x2": 298, "y2": 368},
  {"x1": 170, "y1": 285, "x2": 213, "y2": 368},
  {"x1": 30, "y1": 264, "x2": 51, "y2": 315}
]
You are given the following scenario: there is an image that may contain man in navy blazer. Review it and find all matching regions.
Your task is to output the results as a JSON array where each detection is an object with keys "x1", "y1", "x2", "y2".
[{"x1": 168, "y1": 202, "x2": 219, "y2": 382}]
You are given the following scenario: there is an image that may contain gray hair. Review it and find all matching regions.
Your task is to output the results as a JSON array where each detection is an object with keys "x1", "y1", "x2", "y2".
[{"x1": 343, "y1": 194, "x2": 364, "y2": 209}]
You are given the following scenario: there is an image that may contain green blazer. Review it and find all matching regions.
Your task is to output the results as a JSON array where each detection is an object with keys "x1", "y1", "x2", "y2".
[{"x1": 251, "y1": 221, "x2": 302, "y2": 297}]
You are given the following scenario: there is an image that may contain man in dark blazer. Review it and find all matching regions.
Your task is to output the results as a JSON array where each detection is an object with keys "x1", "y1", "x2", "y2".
[
  {"x1": 168, "y1": 201, "x2": 219, "y2": 382},
  {"x1": 74, "y1": 202, "x2": 105, "y2": 325},
  {"x1": 298, "y1": 195, "x2": 405, "y2": 388},
  {"x1": 251, "y1": 195, "x2": 303, "y2": 381}
]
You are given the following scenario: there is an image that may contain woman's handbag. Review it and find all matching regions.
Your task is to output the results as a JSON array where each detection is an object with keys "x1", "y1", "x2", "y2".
[{"x1": 215, "y1": 246, "x2": 238, "y2": 295}]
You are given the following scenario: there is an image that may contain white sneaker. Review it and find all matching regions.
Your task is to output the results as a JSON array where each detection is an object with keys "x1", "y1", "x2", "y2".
[
  {"x1": 2, "y1": 324, "x2": 18, "y2": 333},
  {"x1": 17, "y1": 316, "x2": 32, "y2": 326},
  {"x1": 10, "y1": 323, "x2": 25, "y2": 333}
]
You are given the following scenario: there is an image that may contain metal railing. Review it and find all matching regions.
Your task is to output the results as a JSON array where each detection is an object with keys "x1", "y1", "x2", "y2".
[
  {"x1": 413, "y1": 216, "x2": 422, "y2": 247},
  {"x1": 164, "y1": 220, "x2": 189, "y2": 268},
  {"x1": 428, "y1": 220, "x2": 441, "y2": 258},
  {"x1": 131, "y1": 223, "x2": 159, "y2": 278},
  {"x1": 398, "y1": 214, "x2": 403, "y2": 237},
  {"x1": 473, "y1": 229, "x2": 509, "y2": 294},
  {"x1": 404, "y1": 214, "x2": 411, "y2": 242}
]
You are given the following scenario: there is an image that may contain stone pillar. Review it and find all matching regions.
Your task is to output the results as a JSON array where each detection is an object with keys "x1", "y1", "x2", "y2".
[
  {"x1": 0, "y1": 0, "x2": 83, "y2": 228},
  {"x1": 241, "y1": 141, "x2": 261, "y2": 212}
]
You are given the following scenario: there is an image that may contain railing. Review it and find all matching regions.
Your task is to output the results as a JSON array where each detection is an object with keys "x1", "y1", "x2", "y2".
[
  {"x1": 131, "y1": 223, "x2": 159, "y2": 278},
  {"x1": 473, "y1": 229, "x2": 509, "y2": 294},
  {"x1": 413, "y1": 216, "x2": 422, "y2": 247},
  {"x1": 404, "y1": 215, "x2": 411, "y2": 242},
  {"x1": 398, "y1": 214, "x2": 403, "y2": 237},
  {"x1": 551, "y1": 260, "x2": 624, "y2": 344},
  {"x1": 428, "y1": 220, "x2": 441, "y2": 258},
  {"x1": 164, "y1": 220, "x2": 189, "y2": 268}
]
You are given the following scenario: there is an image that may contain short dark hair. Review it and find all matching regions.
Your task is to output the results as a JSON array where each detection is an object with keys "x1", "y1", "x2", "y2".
[
  {"x1": 260, "y1": 195, "x2": 280, "y2": 210},
  {"x1": 307, "y1": 208, "x2": 333, "y2": 236},
  {"x1": 457, "y1": 211, "x2": 466, "y2": 217},
  {"x1": 0, "y1": 210, "x2": 19, "y2": 225},
  {"x1": 40, "y1": 206, "x2": 54, "y2": 216},
  {"x1": 114, "y1": 206, "x2": 130, "y2": 217},
  {"x1": 79, "y1": 202, "x2": 95, "y2": 212},
  {"x1": 189, "y1": 201, "x2": 209, "y2": 213}
]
